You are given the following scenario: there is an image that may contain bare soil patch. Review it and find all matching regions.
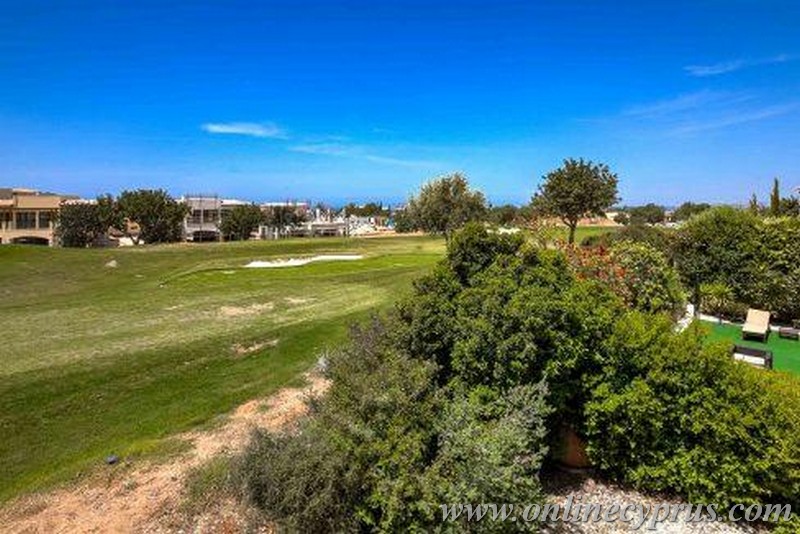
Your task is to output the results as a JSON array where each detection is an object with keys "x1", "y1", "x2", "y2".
[
  {"x1": 284, "y1": 297, "x2": 315, "y2": 306},
  {"x1": 217, "y1": 302, "x2": 274, "y2": 318},
  {"x1": 0, "y1": 374, "x2": 329, "y2": 533},
  {"x1": 231, "y1": 339, "x2": 279, "y2": 358}
]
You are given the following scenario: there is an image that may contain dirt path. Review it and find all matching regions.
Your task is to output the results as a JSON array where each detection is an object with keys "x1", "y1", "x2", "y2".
[{"x1": 0, "y1": 374, "x2": 329, "y2": 533}]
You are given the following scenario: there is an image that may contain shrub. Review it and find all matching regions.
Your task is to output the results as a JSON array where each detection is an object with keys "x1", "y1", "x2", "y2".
[
  {"x1": 698, "y1": 282, "x2": 747, "y2": 320},
  {"x1": 568, "y1": 242, "x2": 685, "y2": 317},
  {"x1": 238, "y1": 320, "x2": 440, "y2": 531},
  {"x1": 609, "y1": 241, "x2": 685, "y2": 317},
  {"x1": 445, "y1": 222, "x2": 524, "y2": 285},
  {"x1": 238, "y1": 223, "x2": 800, "y2": 527},
  {"x1": 586, "y1": 319, "x2": 800, "y2": 507},
  {"x1": 423, "y1": 383, "x2": 551, "y2": 533},
  {"x1": 674, "y1": 208, "x2": 800, "y2": 321},
  {"x1": 238, "y1": 318, "x2": 551, "y2": 532},
  {"x1": 398, "y1": 224, "x2": 625, "y2": 430},
  {"x1": 672, "y1": 201, "x2": 711, "y2": 222},
  {"x1": 580, "y1": 224, "x2": 673, "y2": 260}
]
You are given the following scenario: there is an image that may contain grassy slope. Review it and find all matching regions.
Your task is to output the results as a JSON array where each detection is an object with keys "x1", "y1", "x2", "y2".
[
  {"x1": 0, "y1": 236, "x2": 444, "y2": 501},
  {"x1": 705, "y1": 322, "x2": 800, "y2": 376}
]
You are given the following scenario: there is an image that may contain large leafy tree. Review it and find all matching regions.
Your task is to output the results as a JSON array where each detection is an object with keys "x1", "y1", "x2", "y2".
[
  {"x1": 405, "y1": 173, "x2": 487, "y2": 238},
  {"x1": 56, "y1": 194, "x2": 123, "y2": 247},
  {"x1": 263, "y1": 205, "x2": 305, "y2": 228},
  {"x1": 627, "y1": 203, "x2": 666, "y2": 225},
  {"x1": 532, "y1": 158, "x2": 619, "y2": 244},
  {"x1": 219, "y1": 204, "x2": 264, "y2": 241},
  {"x1": 116, "y1": 189, "x2": 188, "y2": 244},
  {"x1": 488, "y1": 204, "x2": 520, "y2": 226},
  {"x1": 56, "y1": 202, "x2": 105, "y2": 247},
  {"x1": 672, "y1": 206, "x2": 761, "y2": 304},
  {"x1": 672, "y1": 206, "x2": 800, "y2": 320}
]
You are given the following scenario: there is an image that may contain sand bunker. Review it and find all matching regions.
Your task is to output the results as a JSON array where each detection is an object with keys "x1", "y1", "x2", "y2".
[{"x1": 244, "y1": 254, "x2": 363, "y2": 268}]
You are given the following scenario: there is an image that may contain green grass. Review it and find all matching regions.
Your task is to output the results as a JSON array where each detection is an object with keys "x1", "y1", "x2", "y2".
[
  {"x1": 0, "y1": 235, "x2": 444, "y2": 501},
  {"x1": 704, "y1": 321, "x2": 800, "y2": 376},
  {"x1": 552, "y1": 225, "x2": 619, "y2": 243}
]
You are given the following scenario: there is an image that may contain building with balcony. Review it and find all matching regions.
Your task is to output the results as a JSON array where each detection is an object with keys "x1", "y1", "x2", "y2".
[
  {"x1": 181, "y1": 195, "x2": 250, "y2": 241},
  {"x1": 0, "y1": 188, "x2": 71, "y2": 245}
]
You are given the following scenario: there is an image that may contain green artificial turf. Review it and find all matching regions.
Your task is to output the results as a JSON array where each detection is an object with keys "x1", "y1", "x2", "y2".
[
  {"x1": 0, "y1": 235, "x2": 444, "y2": 501},
  {"x1": 704, "y1": 321, "x2": 800, "y2": 376}
]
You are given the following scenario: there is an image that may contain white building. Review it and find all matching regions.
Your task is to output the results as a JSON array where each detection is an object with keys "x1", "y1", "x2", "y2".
[{"x1": 181, "y1": 195, "x2": 249, "y2": 241}]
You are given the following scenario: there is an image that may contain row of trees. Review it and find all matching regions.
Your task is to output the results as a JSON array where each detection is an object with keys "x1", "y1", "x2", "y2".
[
  {"x1": 611, "y1": 202, "x2": 713, "y2": 226},
  {"x1": 398, "y1": 158, "x2": 620, "y2": 243},
  {"x1": 57, "y1": 189, "x2": 188, "y2": 247},
  {"x1": 397, "y1": 159, "x2": 721, "y2": 243},
  {"x1": 750, "y1": 177, "x2": 800, "y2": 217},
  {"x1": 220, "y1": 204, "x2": 307, "y2": 241},
  {"x1": 56, "y1": 190, "x2": 310, "y2": 247}
]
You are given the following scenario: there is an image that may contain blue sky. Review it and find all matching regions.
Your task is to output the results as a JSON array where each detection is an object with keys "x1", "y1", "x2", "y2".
[{"x1": 1, "y1": 1, "x2": 798, "y2": 206}]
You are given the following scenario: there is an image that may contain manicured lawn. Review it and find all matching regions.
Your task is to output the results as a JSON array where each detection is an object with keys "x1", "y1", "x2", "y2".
[
  {"x1": 705, "y1": 321, "x2": 800, "y2": 376},
  {"x1": 0, "y1": 235, "x2": 444, "y2": 501}
]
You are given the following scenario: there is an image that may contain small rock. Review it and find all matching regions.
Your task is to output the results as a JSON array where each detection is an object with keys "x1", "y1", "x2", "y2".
[
  {"x1": 105, "y1": 259, "x2": 118, "y2": 268},
  {"x1": 105, "y1": 454, "x2": 120, "y2": 465}
]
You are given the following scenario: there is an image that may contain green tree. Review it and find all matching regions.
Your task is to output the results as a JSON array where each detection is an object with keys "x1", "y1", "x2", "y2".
[
  {"x1": 56, "y1": 194, "x2": 123, "y2": 247},
  {"x1": 263, "y1": 204, "x2": 305, "y2": 229},
  {"x1": 779, "y1": 196, "x2": 800, "y2": 217},
  {"x1": 613, "y1": 212, "x2": 630, "y2": 225},
  {"x1": 397, "y1": 223, "x2": 624, "y2": 424},
  {"x1": 672, "y1": 206, "x2": 761, "y2": 305},
  {"x1": 749, "y1": 193, "x2": 761, "y2": 215},
  {"x1": 404, "y1": 173, "x2": 487, "y2": 238},
  {"x1": 391, "y1": 209, "x2": 415, "y2": 233},
  {"x1": 56, "y1": 202, "x2": 105, "y2": 247},
  {"x1": 344, "y1": 202, "x2": 386, "y2": 217},
  {"x1": 672, "y1": 201, "x2": 711, "y2": 222},
  {"x1": 96, "y1": 194, "x2": 124, "y2": 232},
  {"x1": 627, "y1": 203, "x2": 666, "y2": 225},
  {"x1": 532, "y1": 158, "x2": 619, "y2": 244},
  {"x1": 116, "y1": 189, "x2": 188, "y2": 244},
  {"x1": 770, "y1": 177, "x2": 781, "y2": 216},
  {"x1": 219, "y1": 204, "x2": 264, "y2": 241},
  {"x1": 488, "y1": 204, "x2": 519, "y2": 226}
]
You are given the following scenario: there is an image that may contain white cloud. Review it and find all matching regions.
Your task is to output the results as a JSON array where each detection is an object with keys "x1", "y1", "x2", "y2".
[
  {"x1": 289, "y1": 143, "x2": 353, "y2": 156},
  {"x1": 685, "y1": 54, "x2": 797, "y2": 77},
  {"x1": 289, "y1": 143, "x2": 439, "y2": 168},
  {"x1": 201, "y1": 122, "x2": 287, "y2": 139},
  {"x1": 362, "y1": 154, "x2": 438, "y2": 168},
  {"x1": 610, "y1": 89, "x2": 799, "y2": 138},
  {"x1": 624, "y1": 90, "x2": 752, "y2": 118},
  {"x1": 670, "y1": 103, "x2": 800, "y2": 135}
]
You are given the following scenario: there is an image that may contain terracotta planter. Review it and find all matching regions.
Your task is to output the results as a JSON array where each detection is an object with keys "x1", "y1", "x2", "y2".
[{"x1": 557, "y1": 426, "x2": 591, "y2": 469}]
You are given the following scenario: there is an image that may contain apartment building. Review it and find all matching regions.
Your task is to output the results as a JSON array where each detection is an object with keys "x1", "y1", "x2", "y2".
[
  {"x1": 0, "y1": 188, "x2": 70, "y2": 245},
  {"x1": 181, "y1": 195, "x2": 250, "y2": 241}
]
